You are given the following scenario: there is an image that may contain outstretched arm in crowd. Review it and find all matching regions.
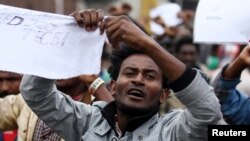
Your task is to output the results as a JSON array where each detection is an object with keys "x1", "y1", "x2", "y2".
[
  {"x1": 20, "y1": 9, "x2": 222, "y2": 141},
  {"x1": 211, "y1": 46, "x2": 250, "y2": 124},
  {"x1": 20, "y1": 9, "x2": 114, "y2": 141}
]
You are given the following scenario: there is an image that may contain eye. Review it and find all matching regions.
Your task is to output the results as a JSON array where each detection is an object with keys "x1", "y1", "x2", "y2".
[
  {"x1": 145, "y1": 73, "x2": 155, "y2": 80},
  {"x1": 125, "y1": 72, "x2": 134, "y2": 76},
  {"x1": 124, "y1": 70, "x2": 135, "y2": 77}
]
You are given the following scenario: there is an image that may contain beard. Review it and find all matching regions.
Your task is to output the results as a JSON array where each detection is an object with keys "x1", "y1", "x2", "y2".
[{"x1": 116, "y1": 100, "x2": 160, "y2": 117}]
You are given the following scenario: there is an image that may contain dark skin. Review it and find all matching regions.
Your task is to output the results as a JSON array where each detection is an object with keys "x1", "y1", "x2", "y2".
[
  {"x1": 73, "y1": 10, "x2": 186, "y2": 134},
  {"x1": 0, "y1": 71, "x2": 21, "y2": 97},
  {"x1": 223, "y1": 46, "x2": 250, "y2": 79},
  {"x1": 114, "y1": 54, "x2": 169, "y2": 131},
  {"x1": 176, "y1": 44, "x2": 198, "y2": 68},
  {"x1": 79, "y1": 75, "x2": 114, "y2": 103}
]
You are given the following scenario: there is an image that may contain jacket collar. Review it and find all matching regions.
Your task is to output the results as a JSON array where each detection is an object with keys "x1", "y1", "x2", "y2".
[{"x1": 101, "y1": 101, "x2": 159, "y2": 136}]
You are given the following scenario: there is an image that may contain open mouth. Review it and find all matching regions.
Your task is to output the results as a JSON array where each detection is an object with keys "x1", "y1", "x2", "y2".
[{"x1": 127, "y1": 88, "x2": 145, "y2": 98}]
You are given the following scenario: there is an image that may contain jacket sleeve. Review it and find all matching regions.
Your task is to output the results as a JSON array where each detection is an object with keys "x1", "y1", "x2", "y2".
[
  {"x1": 166, "y1": 69, "x2": 223, "y2": 140},
  {"x1": 0, "y1": 94, "x2": 24, "y2": 131},
  {"x1": 211, "y1": 68, "x2": 250, "y2": 125},
  {"x1": 20, "y1": 75, "x2": 94, "y2": 141}
]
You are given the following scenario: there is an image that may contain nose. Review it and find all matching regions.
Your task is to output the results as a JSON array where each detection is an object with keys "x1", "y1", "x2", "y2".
[{"x1": 131, "y1": 73, "x2": 145, "y2": 86}]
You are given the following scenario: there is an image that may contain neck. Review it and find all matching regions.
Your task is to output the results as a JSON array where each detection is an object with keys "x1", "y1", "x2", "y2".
[
  {"x1": 115, "y1": 105, "x2": 159, "y2": 134},
  {"x1": 116, "y1": 109, "x2": 132, "y2": 134}
]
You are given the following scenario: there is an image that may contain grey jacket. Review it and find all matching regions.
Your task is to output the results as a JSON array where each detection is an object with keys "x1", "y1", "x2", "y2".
[{"x1": 20, "y1": 71, "x2": 222, "y2": 141}]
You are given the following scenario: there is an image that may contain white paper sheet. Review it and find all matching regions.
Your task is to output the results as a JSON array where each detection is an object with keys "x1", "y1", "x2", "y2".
[
  {"x1": 194, "y1": 0, "x2": 250, "y2": 43},
  {"x1": 0, "y1": 4, "x2": 106, "y2": 79}
]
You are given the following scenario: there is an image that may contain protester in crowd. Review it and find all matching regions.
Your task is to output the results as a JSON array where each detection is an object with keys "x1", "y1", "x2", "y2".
[
  {"x1": 174, "y1": 36, "x2": 203, "y2": 69},
  {"x1": 0, "y1": 71, "x2": 21, "y2": 98},
  {"x1": 20, "y1": 9, "x2": 222, "y2": 141},
  {"x1": 234, "y1": 45, "x2": 250, "y2": 96},
  {"x1": 0, "y1": 71, "x2": 21, "y2": 140},
  {"x1": 0, "y1": 74, "x2": 113, "y2": 141},
  {"x1": 161, "y1": 35, "x2": 210, "y2": 113},
  {"x1": 211, "y1": 46, "x2": 250, "y2": 125}
]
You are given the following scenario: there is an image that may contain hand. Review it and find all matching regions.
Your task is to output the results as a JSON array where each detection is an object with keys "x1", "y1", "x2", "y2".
[
  {"x1": 100, "y1": 15, "x2": 153, "y2": 51},
  {"x1": 223, "y1": 46, "x2": 250, "y2": 79},
  {"x1": 238, "y1": 46, "x2": 250, "y2": 66},
  {"x1": 71, "y1": 9, "x2": 104, "y2": 32}
]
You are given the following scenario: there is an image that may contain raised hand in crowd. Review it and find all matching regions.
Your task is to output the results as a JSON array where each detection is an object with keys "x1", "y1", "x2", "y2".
[
  {"x1": 211, "y1": 46, "x2": 250, "y2": 125},
  {"x1": 20, "y1": 9, "x2": 222, "y2": 141}
]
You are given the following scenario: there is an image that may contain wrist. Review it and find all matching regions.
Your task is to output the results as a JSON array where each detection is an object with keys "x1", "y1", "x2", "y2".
[
  {"x1": 223, "y1": 58, "x2": 246, "y2": 79},
  {"x1": 139, "y1": 36, "x2": 158, "y2": 54},
  {"x1": 238, "y1": 56, "x2": 249, "y2": 69},
  {"x1": 89, "y1": 77, "x2": 105, "y2": 95}
]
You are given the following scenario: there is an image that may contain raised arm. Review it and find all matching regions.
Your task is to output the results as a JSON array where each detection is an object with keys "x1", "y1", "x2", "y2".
[
  {"x1": 20, "y1": 9, "x2": 109, "y2": 141},
  {"x1": 211, "y1": 46, "x2": 250, "y2": 124},
  {"x1": 100, "y1": 15, "x2": 222, "y2": 139},
  {"x1": 100, "y1": 16, "x2": 185, "y2": 82}
]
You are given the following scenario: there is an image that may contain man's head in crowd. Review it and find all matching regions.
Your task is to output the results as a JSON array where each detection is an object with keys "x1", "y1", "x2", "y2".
[
  {"x1": 108, "y1": 45, "x2": 169, "y2": 116},
  {"x1": 0, "y1": 71, "x2": 22, "y2": 97},
  {"x1": 175, "y1": 36, "x2": 200, "y2": 68}
]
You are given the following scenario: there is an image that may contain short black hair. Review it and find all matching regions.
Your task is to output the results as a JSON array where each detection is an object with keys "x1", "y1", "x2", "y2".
[
  {"x1": 108, "y1": 44, "x2": 169, "y2": 89},
  {"x1": 175, "y1": 36, "x2": 200, "y2": 53}
]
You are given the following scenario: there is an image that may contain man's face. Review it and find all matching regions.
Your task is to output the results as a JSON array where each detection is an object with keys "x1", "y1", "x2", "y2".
[
  {"x1": 177, "y1": 44, "x2": 198, "y2": 68},
  {"x1": 0, "y1": 71, "x2": 22, "y2": 97},
  {"x1": 115, "y1": 54, "x2": 163, "y2": 114}
]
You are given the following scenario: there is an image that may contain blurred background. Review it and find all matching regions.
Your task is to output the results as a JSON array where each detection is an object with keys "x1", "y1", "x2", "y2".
[{"x1": 0, "y1": 0, "x2": 198, "y2": 15}]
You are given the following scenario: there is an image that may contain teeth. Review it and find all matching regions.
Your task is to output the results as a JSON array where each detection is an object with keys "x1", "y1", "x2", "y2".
[{"x1": 128, "y1": 89, "x2": 143, "y2": 97}]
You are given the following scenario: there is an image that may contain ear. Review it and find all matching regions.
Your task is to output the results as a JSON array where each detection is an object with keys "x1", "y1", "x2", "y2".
[
  {"x1": 159, "y1": 89, "x2": 170, "y2": 104},
  {"x1": 108, "y1": 80, "x2": 116, "y2": 97}
]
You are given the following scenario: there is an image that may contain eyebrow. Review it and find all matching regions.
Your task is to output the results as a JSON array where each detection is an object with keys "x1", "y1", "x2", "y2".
[
  {"x1": 143, "y1": 69, "x2": 159, "y2": 73},
  {"x1": 123, "y1": 67, "x2": 159, "y2": 74}
]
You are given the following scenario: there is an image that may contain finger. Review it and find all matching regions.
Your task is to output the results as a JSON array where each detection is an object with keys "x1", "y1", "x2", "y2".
[
  {"x1": 97, "y1": 9, "x2": 105, "y2": 23},
  {"x1": 99, "y1": 16, "x2": 117, "y2": 35},
  {"x1": 106, "y1": 16, "x2": 123, "y2": 28},
  {"x1": 73, "y1": 12, "x2": 81, "y2": 21},
  {"x1": 89, "y1": 9, "x2": 98, "y2": 31},
  {"x1": 73, "y1": 12, "x2": 84, "y2": 26},
  {"x1": 106, "y1": 21, "x2": 121, "y2": 37},
  {"x1": 81, "y1": 11, "x2": 91, "y2": 30},
  {"x1": 109, "y1": 27, "x2": 124, "y2": 49},
  {"x1": 100, "y1": 18, "x2": 107, "y2": 35}
]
